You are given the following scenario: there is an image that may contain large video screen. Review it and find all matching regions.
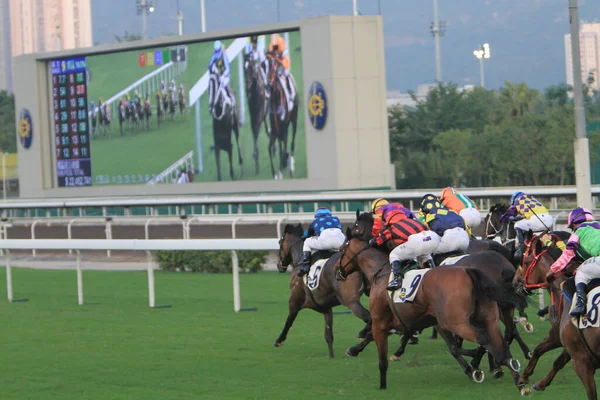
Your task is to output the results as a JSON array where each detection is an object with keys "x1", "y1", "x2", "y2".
[{"x1": 49, "y1": 30, "x2": 306, "y2": 187}]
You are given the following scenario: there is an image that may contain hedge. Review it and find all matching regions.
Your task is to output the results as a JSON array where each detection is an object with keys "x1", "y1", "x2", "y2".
[{"x1": 154, "y1": 250, "x2": 269, "y2": 273}]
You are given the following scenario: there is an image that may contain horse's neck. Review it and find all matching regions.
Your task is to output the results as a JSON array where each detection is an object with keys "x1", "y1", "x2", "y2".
[
  {"x1": 290, "y1": 239, "x2": 304, "y2": 266},
  {"x1": 357, "y1": 248, "x2": 389, "y2": 288}
]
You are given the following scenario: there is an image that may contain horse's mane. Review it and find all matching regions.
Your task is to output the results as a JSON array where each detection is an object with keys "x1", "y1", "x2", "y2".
[
  {"x1": 490, "y1": 203, "x2": 509, "y2": 214},
  {"x1": 284, "y1": 223, "x2": 304, "y2": 237},
  {"x1": 357, "y1": 211, "x2": 374, "y2": 225}
]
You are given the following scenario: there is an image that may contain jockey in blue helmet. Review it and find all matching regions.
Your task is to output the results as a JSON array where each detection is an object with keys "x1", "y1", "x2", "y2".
[
  {"x1": 208, "y1": 40, "x2": 234, "y2": 114},
  {"x1": 298, "y1": 207, "x2": 345, "y2": 277}
]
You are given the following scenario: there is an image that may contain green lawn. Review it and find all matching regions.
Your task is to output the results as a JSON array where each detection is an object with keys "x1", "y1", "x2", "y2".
[
  {"x1": 87, "y1": 32, "x2": 307, "y2": 184},
  {"x1": 0, "y1": 268, "x2": 588, "y2": 400}
]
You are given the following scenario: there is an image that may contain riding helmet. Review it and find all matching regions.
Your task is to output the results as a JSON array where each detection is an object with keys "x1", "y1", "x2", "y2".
[{"x1": 567, "y1": 207, "x2": 594, "y2": 229}]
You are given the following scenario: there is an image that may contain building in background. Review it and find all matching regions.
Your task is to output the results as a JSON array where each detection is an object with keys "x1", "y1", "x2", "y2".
[
  {"x1": 565, "y1": 22, "x2": 600, "y2": 92},
  {"x1": 0, "y1": 0, "x2": 13, "y2": 92},
  {"x1": 10, "y1": 0, "x2": 92, "y2": 56}
]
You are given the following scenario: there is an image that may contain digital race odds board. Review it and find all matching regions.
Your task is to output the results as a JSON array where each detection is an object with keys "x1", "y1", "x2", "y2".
[{"x1": 50, "y1": 57, "x2": 92, "y2": 187}]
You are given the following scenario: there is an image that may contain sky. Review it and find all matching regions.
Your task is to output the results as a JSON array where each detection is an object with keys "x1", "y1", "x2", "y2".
[{"x1": 91, "y1": 0, "x2": 600, "y2": 92}]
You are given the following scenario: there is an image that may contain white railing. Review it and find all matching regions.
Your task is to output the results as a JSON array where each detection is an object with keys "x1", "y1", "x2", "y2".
[
  {"x1": 147, "y1": 151, "x2": 195, "y2": 185},
  {"x1": 0, "y1": 238, "x2": 278, "y2": 311},
  {"x1": 189, "y1": 38, "x2": 248, "y2": 173},
  {"x1": 1, "y1": 185, "x2": 599, "y2": 215}
]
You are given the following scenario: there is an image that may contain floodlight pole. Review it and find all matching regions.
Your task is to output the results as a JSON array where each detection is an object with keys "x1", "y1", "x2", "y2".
[
  {"x1": 432, "y1": 0, "x2": 442, "y2": 82},
  {"x1": 479, "y1": 57, "x2": 485, "y2": 88},
  {"x1": 569, "y1": 0, "x2": 593, "y2": 209},
  {"x1": 201, "y1": 0, "x2": 207, "y2": 33},
  {"x1": 353, "y1": 0, "x2": 358, "y2": 16}
]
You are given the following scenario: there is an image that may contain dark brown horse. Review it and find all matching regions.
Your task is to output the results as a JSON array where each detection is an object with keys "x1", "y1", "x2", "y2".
[
  {"x1": 511, "y1": 230, "x2": 599, "y2": 396},
  {"x1": 208, "y1": 74, "x2": 243, "y2": 181},
  {"x1": 336, "y1": 227, "x2": 527, "y2": 393},
  {"x1": 266, "y1": 53, "x2": 298, "y2": 180},
  {"x1": 244, "y1": 52, "x2": 270, "y2": 175},
  {"x1": 275, "y1": 223, "x2": 372, "y2": 358}
]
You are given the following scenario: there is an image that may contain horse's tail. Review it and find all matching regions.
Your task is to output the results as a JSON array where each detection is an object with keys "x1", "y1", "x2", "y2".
[{"x1": 464, "y1": 268, "x2": 520, "y2": 308}]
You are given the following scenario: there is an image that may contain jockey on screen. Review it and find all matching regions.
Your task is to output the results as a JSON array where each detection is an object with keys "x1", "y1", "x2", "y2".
[
  {"x1": 370, "y1": 203, "x2": 440, "y2": 291},
  {"x1": 500, "y1": 192, "x2": 553, "y2": 265},
  {"x1": 298, "y1": 207, "x2": 345, "y2": 277},
  {"x1": 268, "y1": 34, "x2": 296, "y2": 119},
  {"x1": 548, "y1": 207, "x2": 599, "y2": 317},
  {"x1": 208, "y1": 40, "x2": 235, "y2": 114},
  {"x1": 245, "y1": 35, "x2": 269, "y2": 91},
  {"x1": 439, "y1": 187, "x2": 482, "y2": 232},
  {"x1": 420, "y1": 194, "x2": 470, "y2": 262}
]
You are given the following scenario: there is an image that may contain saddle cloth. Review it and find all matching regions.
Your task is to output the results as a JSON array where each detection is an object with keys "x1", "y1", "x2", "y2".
[
  {"x1": 563, "y1": 278, "x2": 600, "y2": 329},
  {"x1": 303, "y1": 259, "x2": 328, "y2": 291},
  {"x1": 440, "y1": 254, "x2": 469, "y2": 266},
  {"x1": 389, "y1": 268, "x2": 431, "y2": 304}
]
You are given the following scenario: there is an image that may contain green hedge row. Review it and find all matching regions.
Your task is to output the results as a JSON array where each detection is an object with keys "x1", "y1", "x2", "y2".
[{"x1": 154, "y1": 250, "x2": 269, "y2": 273}]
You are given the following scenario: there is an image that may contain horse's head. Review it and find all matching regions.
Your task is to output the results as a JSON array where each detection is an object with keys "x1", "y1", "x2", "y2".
[
  {"x1": 336, "y1": 226, "x2": 369, "y2": 281},
  {"x1": 243, "y1": 53, "x2": 255, "y2": 88},
  {"x1": 484, "y1": 203, "x2": 512, "y2": 240},
  {"x1": 513, "y1": 230, "x2": 568, "y2": 295},
  {"x1": 277, "y1": 223, "x2": 304, "y2": 273}
]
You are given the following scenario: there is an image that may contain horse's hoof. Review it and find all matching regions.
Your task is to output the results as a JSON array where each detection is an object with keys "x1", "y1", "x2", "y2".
[
  {"x1": 471, "y1": 370, "x2": 485, "y2": 383},
  {"x1": 509, "y1": 358, "x2": 521, "y2": 373},
  {"x1": 520, "y1": 386, "x2": 533, "y2": 396},
  {"x1": 345, "y1": 348, "x2": 358, "y2": 357},
  {"x1": 524, "y1": 323, "x2": 534, "y2": 333},
  {"x1": 493, "y1": 368, "x2": 505, "y2": 379},
  {"x1": 526, "y1": 351, "x2": 533, "y2": 360},
  {"x1": 357, "y1": 333, "x2": 367, "y2": 340},
  {"x1": 531, "y1": 383, "x2": 544, "y2": 392},
  {"x1": 273, "y1": 341, "x2": 283, "y2": 347},
  {"x1": 389, "y1": 354, "x2": 402, "y2": 362},
  {"x1": 408, "y1": 337, "x2": 419, "y2": 345}
]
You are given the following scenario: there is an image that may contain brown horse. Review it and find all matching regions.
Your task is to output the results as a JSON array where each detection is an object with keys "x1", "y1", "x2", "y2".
[
  {"x1": 274, "y1": 223, "x2": 372, "y2": 358},
  {"x1": 266, "y1": 53, "x2": 298, "y2": 180},
  {"x1": 244, "y1": 51, "x2": 270, "y2": 175},
  {"x1": 336, "y1": 226, "x2": 526, "y2": 393},
  {"x1": 511, "y1": 230, "x2": 600, "y2": 397}
]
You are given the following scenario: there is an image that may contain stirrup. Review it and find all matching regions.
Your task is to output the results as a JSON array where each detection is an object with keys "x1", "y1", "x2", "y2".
[{"x1": 386, "y1": 279, "x2": 400, "y2": 291}]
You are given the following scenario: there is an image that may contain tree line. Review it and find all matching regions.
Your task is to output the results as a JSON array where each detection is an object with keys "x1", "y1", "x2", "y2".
[{"x1": 389, "y1": 76, "x2": 600, "y2": 188}]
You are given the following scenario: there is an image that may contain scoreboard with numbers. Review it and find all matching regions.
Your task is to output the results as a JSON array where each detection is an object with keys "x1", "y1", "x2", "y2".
[{"x1": 50, "y1": 57, "x2": 92, "y2": 187}]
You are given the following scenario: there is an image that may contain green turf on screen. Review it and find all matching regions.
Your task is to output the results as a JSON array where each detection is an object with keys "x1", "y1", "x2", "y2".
[{"x1": 0, "y1": 267, "x2": 586, "y2": 400}]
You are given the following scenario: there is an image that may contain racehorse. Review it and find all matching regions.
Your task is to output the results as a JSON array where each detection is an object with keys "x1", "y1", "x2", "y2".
[
  {"x1": 98, "y1": 103, "x2": 111, "y2": 136},
  {"x1": 156, "y1": 92, "x2": 163, "y2": 127},
  {"x1": 266, "y1": 53, "x2": 299, "y2": 180},
  {"x1": 208, "y1": 74, "x2": 243, "y2": 181},
  {"x1": 162, "y1": 92, "x2": 169, "y2": 117},
  {"x1": 511, "y1": 230, "x2": 595, "y2": 395},
  {"x1": 168, "y1": 91, "x2": 176, "y2": 121},
  {"x1": 244, "y1": 52, "x2": 270, "y2": 175},
  {"x1": 484, "y1": 203, "x2": 517, "y2": 244},
  {"x1": 178, "y1": 91, "x2": 186, "y2": 115},
  {"x1": 336, "y1": 226, "x2": 526, "y2": 393},
  {"x1": 275, "y1": 223, "x2": 372, "y2": 357},
  {"x1": 118, "y1": 100, "x2": 127, "y2": 136},
  {"x1": 348, "y1": 211, "x2": 533, "y2": 368},
  {"x1": 143, "y1": 99, "x2": 152, "y2": 130}
]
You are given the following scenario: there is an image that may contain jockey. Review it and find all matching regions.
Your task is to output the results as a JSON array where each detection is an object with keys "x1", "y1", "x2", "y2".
[
  {"x1": 370, "y1": 205, "x2": 440, "y2": 291},
  {"x1": 161, "y1": 80, "x2": 166, "y2": 92},
  {"x1": 371, "y1": 198, "x2": 416, "y2": 239},
  {"x1": 549, "y1": 207, "x2": 598, "y2": 317},
  {"x1": 179, "y1": 83, "x2": 185, "y2": 97},
  {"x1": 208, "y1": 40, "x2": 235, "y2": 113},
  {"x1": 245, "y1": 35, "x2": 269, "y2": 89},
  {"x1": 439, "y1": 187, "x2": 481, "y2": 231},
  {"x1": 500, "y1": 191, "x2": 554, "y2": 264},
  {"x1": 269, "y1": 34, "x2": 296, "y2": 118},
  {"x1": 420, "y1": 194, "x2": 470, "y2": 258},
  {"x1": 169, "y1": 80, "x2": 177, "y2": 94},
  {"x1": 298, "y1": 207, "x2": 345, "y2": 277}
]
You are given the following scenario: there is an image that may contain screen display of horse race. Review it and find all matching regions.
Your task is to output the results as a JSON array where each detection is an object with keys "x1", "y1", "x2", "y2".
[{"x1": 47, "y1": 29, "x2": 306, "y2": 187}]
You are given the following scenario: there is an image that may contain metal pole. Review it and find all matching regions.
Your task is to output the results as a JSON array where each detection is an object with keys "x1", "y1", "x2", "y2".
[
  {"x1": 378, "y1": 0, "x2": 382, "y2": 15},
  {"x1": 479, "y1": 57, "x2": 485, "y2": 88},
  {"x1": 200, "y1": 0, "x2": 207, "y2": 33},
  {"x1": 353, "y1": 0, "x2": 358, "y2": 15},
  {"x1": 146, "y1": 251, "x2": 155, "y2": 308},
  {"x1": 569, "y1": 0, "x2": 593, "y2": 209},
  {"x1": 142, "y1": 0, "x2": 148, "y2": 40},
  {"x1": 2, "y1": 153, "x2": 6, "y2": 200},
  {"x1": 5, "y1": 251, "x2": 12, "y2": 302},
  {"x1": 277, "y1": 0, "x2": 281, "y2": 21},
  {"x1": 177, "y1": 12, "x2": 183, "y2": 35},
  {"x1": 76, "y1": 250, "x2": 83, "y2": 305},
  {"x1": 433, "y1": 0, "x2": 442, "y2": 82}
]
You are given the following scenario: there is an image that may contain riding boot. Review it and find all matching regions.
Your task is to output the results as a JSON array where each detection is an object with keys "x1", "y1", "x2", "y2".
[
  {"x1": 297, "y1": 251, "x2": 312, "y2": 277},
  {"x1": 422, "y1": 255, "x2": 435, "y2": 269},
  {"x1": 386, "y1": 260, "x2": 403, "y2": 291},
  {"x1": 570, "y1": 282, "x2": 588, "y2": 317},
  {"x1": 514, "y1": 229, "x2": 525, "y2": 266}
]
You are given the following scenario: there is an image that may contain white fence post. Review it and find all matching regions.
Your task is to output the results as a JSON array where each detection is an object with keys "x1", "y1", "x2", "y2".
[
  {"x1": 232, "y1": 218, "x2": 241, "y2": 312},
  {"x1": 76, "y1": 250, "x2": 83, "y2": 305},
  {"x1": 146, "y1": 250, "x2": 155, "y2": 308},
  {"x1": 5, "y1": 249, "x2": 12, "y2": 302}
]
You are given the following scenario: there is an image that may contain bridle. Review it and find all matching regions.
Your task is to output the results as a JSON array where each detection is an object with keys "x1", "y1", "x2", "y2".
[
  {"x1": 336, "y1": 238, "x2": 371, "y2": 281},
  {"x1": 278, "y1": 235, "x2": 304, "y2": 268},
  {"x1": 518, "y1": 232, "x2": 563, "y2": 292},
  {"x1": 484, "y1": 211, "x2": 504, "y2": 239}
]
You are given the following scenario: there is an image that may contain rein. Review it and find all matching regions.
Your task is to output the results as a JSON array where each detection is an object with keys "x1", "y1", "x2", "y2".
[
  {"x1": 336, "y1": 241, "x2": 372, "y2": 281},
  {"x1": 279, "y1": 237, "x2": 304, "y2": 269}
]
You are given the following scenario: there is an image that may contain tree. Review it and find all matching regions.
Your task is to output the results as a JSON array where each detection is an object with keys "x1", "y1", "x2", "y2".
[
  {"x1": 499, "y1": 81, "x2": 540, "y2": 117},
  {"x1": 432, "y1": 129, "x2": 472, "y2": 186},
  {"x1": 0, "y1": 91, "x2": 16, "y2": 153},
  {"x1": 543, "y1": 83, "x2": 572, "y2": 109},
  {"x1": 115, "y1": 31, "x2": 142, "y2": 43}
]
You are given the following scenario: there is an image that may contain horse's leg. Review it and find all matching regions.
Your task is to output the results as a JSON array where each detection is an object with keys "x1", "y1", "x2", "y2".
[
  {"x1": 232, "y1": 112, "x2": 243, "y2": 167},
  {"x1": 372, "y1": 323, "x2": 389, "y2": 389},
  {"x1": 274, "y1": 293, "x2": 304, "y2": 346},
  {"x1": 323, "y1": 308, "x2": 334, "y2": 358},
  {"x1": 390, "y1": 331, "x2": 412, "y2": 361},
  {"x1": 268, "y1": 135, "x2": 277, "y2": 179},
  {"x1": 435, "y1": 327, "x2": 479, "y2": 381},
  {"x1": 519, "y1": 323, "x2": 562, "y2": 386},
  {"x1": 431, "y1": 327, "x2": 438, "y2": 339},
  {"x1": 215, "y1": 148, "x2": 222, "y2": 182},
  {"x1": 531, "y1": 349, "x2": 571, "y2": 392},
  {"x1": 345, "y1": 331, "x2": 373, "y2": 357},
  {"x1": 345, "y1": 300, "x2": 371, "y2": 339},
  {"x1": 572, "y1": 358, "x2": 598, "y2": 400},
  {"x1": 227, "y1": 147, "x2": 234, "y2": 181}
]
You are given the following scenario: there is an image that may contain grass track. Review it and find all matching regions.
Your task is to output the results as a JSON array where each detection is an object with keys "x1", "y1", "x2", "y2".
[
  {"x1": 0, "y1": 268, "x2": 586, "y2": 400},
  {"x1": 87, "y1": 33, "x2": 306, "y2": 184}
]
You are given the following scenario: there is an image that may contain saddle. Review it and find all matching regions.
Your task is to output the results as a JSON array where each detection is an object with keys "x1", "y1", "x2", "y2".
[
  {"x1": 311, "y1": 250, "x2": 336, "y2": 266},
  {"x1": 562, "y1": 277, "x2": 600, "y2": 300},
  {"x1": 433, "y1": 250, "x2": 467, "y2": 267}
]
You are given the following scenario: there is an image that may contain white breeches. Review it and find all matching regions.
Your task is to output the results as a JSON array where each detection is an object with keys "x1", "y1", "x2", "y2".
[
  {"x1": 435, "y1": 227, "x2": 470, "y2": 254},
  {"x1": 389, "y1": 230, "x2": 441, "y2": 263},
  {"x1": 303, "y1": 228, "x2": 345, "y2": 253},
  {"x1": 514, "y1": 213, "x2": 554, "y2": 233},
  {"x1": 576, "y1": 257, "x2": 600, "y2": 286},
  {"x1": 460, "y1": 208, "x2": 482, "y2": 229}
]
